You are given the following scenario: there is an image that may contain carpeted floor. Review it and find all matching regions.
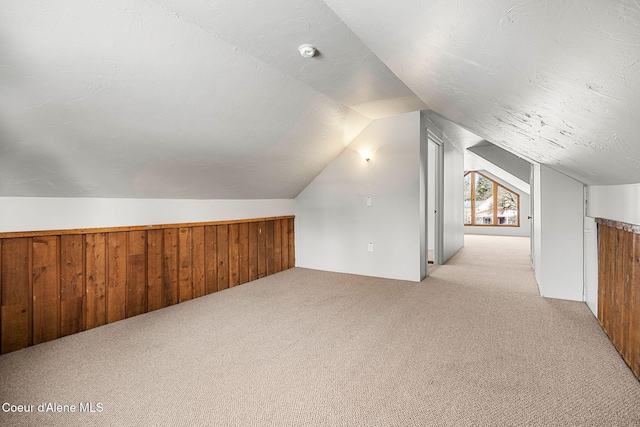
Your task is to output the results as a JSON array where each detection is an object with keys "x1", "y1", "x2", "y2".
[{"x1": 1, "y1": 235, "x2": 639, "y2": 426}]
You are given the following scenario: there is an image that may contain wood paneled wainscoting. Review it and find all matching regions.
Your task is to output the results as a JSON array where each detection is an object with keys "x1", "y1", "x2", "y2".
[
  {"x1": 0, "y1": 216, "x2": 295, "y2": 354},
  {"x1": 596, "y1": 218, "x2": 640, "y2": 380}
]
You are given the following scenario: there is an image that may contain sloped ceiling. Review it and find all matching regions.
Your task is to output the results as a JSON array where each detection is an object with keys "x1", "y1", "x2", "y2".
[
  {"x1": 468, "y1": 141, "x2": 532, "y2": 184},
  {"x1": 3, "y1": 0, "x2": 640, "y2": 200},
  {"x1": 0, "y1": 0, "x2": 424, "y2": 198},
  {"x1": 325, "y1": 0, "x2": 640, "y2": 185}
]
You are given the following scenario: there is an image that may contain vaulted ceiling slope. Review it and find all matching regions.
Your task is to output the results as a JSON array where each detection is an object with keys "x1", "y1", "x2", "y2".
[
  {"x1": 0, "y1": 0, "x2": 424, "y2": 198},
  {"x1": 325, "y1": 0, "x2": 640, "y2": 186}
]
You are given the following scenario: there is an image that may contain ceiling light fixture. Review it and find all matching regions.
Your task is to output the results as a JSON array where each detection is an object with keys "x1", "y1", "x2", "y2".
[{"x1": 298, "y1": 44, "x2": 317, "y2": 58}]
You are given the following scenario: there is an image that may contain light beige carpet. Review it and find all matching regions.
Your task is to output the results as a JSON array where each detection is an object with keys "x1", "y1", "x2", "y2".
[{"x1": 1, "y1": 235, "x2": 639, "y2": 426}]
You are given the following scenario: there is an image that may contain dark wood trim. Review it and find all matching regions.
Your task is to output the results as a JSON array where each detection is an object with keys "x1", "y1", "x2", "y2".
[
  {"x1": 0, "y1": 216, "x2": 296, "y2": 239},
  {"x1": 595, "y1": 218, "x2": 640, "y2": 234}
]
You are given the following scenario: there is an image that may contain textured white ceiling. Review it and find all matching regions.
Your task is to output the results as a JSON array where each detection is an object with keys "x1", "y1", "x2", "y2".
[
  {"x1": 325, "y1": 0, "x2": 640, "y2": 185},
  {"x1": 0, "y1": 0, "x2": 423, "y2": 198},
  {"x1": 2, "y1": 0, "x2": 640, "y2": 200}
]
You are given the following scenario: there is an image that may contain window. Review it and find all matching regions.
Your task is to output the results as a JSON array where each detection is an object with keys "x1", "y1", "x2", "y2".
[{"x1": 464, "y1": 171, "x2": 519, "y2": 227}]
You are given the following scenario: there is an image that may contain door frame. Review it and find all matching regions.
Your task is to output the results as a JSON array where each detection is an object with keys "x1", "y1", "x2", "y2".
[{"x1": 428, "y1": 128, "x2": 444, "y2": 267}]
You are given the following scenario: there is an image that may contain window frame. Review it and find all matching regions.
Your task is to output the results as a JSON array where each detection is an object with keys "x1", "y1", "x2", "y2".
[{"x1": 464, "y1": 171, "x2": 520, "y2": 227}]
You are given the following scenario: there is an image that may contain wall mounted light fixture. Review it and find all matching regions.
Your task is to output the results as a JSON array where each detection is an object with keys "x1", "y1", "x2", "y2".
[{"x1": 358, "y1": 150, "x2": 374, "y2": 162}]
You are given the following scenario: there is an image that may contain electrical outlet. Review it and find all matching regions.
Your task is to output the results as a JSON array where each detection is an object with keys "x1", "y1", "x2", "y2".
[{"x1": 368, "y1": 242, "x2": 374, "y2": 252}]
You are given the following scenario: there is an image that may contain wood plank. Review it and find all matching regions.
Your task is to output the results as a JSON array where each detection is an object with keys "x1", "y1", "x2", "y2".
[
  {"x1": 630, "y1": 233, "x2": 640, "y2": 378},
  {"x1": 605, "y1": 225, "x2": 617, "y2": 342},
  {"x1": 238, "y1": 223, "x2": 250, "y2": 285},
  {"x1": 32, "y1": 236, "x2": 59, "y2": 345},
  {"x1": 85, "y1": 233, "x2": 106, "y2": 330},
  {"x1": 621, "y1": 228, "x2": 634, "y2": 363},
  {"x1": 288, "y1": 218, "x2": 295, "y2": 269},
  {"x1": 205, "y1": 226, "x2": 218, "y2": 294},
  {"x1": 60, "y1": 235, "x2": 84, "y2": 337},
  {"x1": 229, "y1": 224, "x2": 240, "y2": 287},
  {"x1": 0, "y1": 240, "x2": 2, "y2": 349},
  {"x1": 147, "y1": 229, "x2": 164, "y2": 311},
  {"x1": 606, "y1": 226, "x2": 617, "y2": 344},
  {"x1": 605, "y1": 225, "x2": 615, "y2": 336},
  {"x1": 266, "y1": 220, "x2": 274, "y2": 276},
  {"x1": 273, "y1": 219, "x2": 282, "y2": 273},
  {"x1": 1, "y1": 238, "x2": 30, "y2": 353},
  {"x1": 217, "y1": 225, "x2": 229, "y2": 290},
  {"x1": 127, "y1": 231, "x2": 147, "y2": 318},
  {"x1": 612, "y1": 227, "x2": 625, "y2": 351},
  {"x1": 163, "y1": 229, "x2": 179, "y2": 306},
  {"x1": 281, "y1": 219, "x2": 289, "y2": 270},
  {"x1": 106, "y1": 232, "x2": 127, "y2": 323},
  {"x1": 608, "y1": 225, "x2": 617, "y2": 338},
  {"x1": 258, "y1": 220, "x2": 267, "y2": 279},
  {"x1": 597, "y1": 224, "x2": 606, "y2": 325},
  {"x1": 192, "y1": 227, "x2": 206, "y2": 298},
  {"x1": 28, "y1": 238, "x2": 34, "y2": 348},
  {"x1": 249, "y1": 222, "x2": 258, "y2": 281},
  {"x1": 178, "y1": 228, "x2": 193, "y2": 302}
]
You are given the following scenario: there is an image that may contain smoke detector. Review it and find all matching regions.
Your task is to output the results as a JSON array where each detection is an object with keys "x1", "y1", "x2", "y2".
[{"x1": 298, "y1": 44, "x2": 317, "y2": 58}]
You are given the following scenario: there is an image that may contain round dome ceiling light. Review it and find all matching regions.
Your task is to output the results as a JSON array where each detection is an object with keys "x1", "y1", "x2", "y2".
[{"x1": 298, "y1": 44, "x2": 317, "y2": 58}]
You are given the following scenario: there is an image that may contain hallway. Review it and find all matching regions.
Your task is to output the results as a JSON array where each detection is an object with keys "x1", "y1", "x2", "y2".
[{"x1": 436, "y1": 234, "x2": 539, "y2": 295}]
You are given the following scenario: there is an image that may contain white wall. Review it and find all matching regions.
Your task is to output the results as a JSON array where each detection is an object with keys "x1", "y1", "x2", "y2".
[
  {"x1": 295, "y1": 112, "x2": 422, "y2": 282},
  {"x1": 419, "y1": 121, "x2": 428, "y2": 279},
  {"x1": 533, "y1": 166, "x2": 585, "y2": 301},
  {"x1": 0, "y1": 197, "x2": 294, "y2": 232},
  {"x1": 464, "y1": 171, "x2": 531, "y2": 237},
  {"x1": 583, "y1": 216, "x2": 598, "y2": 316},
  {"x1": 532, "y1": 164, "x2": 542, "y2": 275},
  {"x1": 441, "y1": 134, "x2": 465, "y2": 263},
  {"x1": 587, "y1": 184, "x2": 640, "y2": 226}
]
